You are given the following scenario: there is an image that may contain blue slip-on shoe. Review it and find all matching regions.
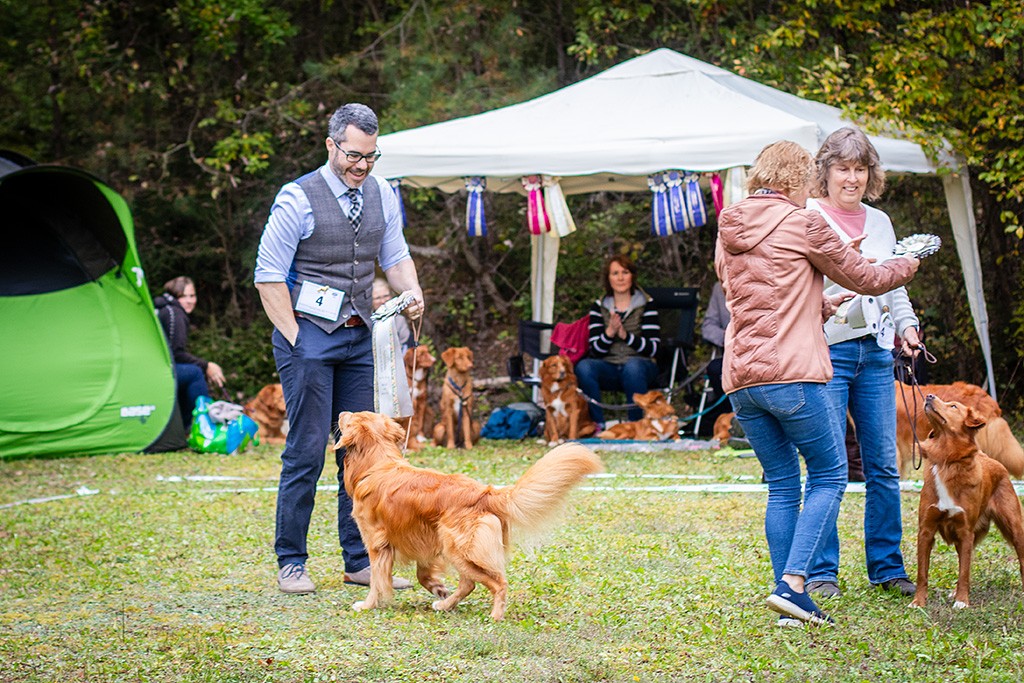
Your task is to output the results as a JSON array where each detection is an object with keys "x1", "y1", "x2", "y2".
[{"x1": 766, "y1": 581, "x2": 835, "y2": 626}]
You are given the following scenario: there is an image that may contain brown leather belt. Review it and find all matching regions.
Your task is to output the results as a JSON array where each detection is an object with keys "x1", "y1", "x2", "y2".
[{"x1": 344, "y1": 315, "x2": 365, "y2": 327}]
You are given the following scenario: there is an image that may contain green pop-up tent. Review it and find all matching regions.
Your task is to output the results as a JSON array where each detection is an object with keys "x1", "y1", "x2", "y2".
[{"x1": 0, "y1": 154, "x2": 179, "y2": 458}]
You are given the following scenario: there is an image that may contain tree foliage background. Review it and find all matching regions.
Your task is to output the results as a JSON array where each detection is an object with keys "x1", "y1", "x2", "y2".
[{"x1": 2, "y1": 0, "x2": 1021, "y2": 417}]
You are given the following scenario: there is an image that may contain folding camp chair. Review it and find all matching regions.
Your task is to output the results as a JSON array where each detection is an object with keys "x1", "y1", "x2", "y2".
[
  {"x1": 507, "y1": 320, "x2": 556, "y2": 394},
  {"x1": 645, "y1": 286, "x2": 699, "y2": 398}
]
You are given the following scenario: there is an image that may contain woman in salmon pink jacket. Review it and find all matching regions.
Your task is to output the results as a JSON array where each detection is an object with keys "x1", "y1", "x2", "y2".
[{"x1": 714, "y1": 140, "x2": 919, "y2": 627}]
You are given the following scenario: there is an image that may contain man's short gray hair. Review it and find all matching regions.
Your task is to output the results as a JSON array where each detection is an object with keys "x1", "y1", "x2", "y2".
[{"x1": 328, "y1": 103, "x2": 379, "y2": 141}]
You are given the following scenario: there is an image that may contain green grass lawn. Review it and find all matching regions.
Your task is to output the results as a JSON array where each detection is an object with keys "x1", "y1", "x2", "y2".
[{"x1": 2, "y1": 439, "x2": 1024, "y2": 682}]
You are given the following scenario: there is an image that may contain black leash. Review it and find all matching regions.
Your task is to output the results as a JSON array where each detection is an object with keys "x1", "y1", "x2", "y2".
[{"x1": 894, "y1": 343, "x2": 938, "y2": 470}]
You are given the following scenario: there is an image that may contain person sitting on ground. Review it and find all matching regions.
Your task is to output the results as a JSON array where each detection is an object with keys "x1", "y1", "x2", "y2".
[
  {"x1": 574, "y1": 255, "x2": 662, "y2": 428},
  {"x1": 154, "y1": 276, "x2": 226, "y2": 427}
]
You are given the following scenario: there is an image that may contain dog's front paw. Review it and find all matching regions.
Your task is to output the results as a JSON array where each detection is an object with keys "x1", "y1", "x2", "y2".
[
  {"x1": 432, "y1": 599, "x2": 452, "y2": 612},
  {"x1": 952, "y1": 600, "x2": 969, "y2": 610},
  {"x1": 909, "y1": 597, "x2": 926, "y2": 608},
  {"x1": 352, "y1": 600, "x2": 369, "y2": 611}
]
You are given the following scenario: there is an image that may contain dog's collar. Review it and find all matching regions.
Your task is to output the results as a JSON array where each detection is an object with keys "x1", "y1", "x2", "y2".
[{"x1": 447, "y1": 376, "x2": 471, "y2": 399}]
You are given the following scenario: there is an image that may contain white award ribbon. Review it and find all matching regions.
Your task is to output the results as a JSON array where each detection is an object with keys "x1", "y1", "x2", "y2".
[
  {"x1": 542, "y1": 175, "x2": 577, "y2": 237},
  {"x1": 371, "y1": 292, "x2": 415, "y2": 418}
]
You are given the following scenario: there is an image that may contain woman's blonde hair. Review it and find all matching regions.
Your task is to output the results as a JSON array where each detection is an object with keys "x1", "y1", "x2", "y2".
[
  {"x1": 746, "y1": 141, "x2": 814, "y2": 198},
  {"x1": 812, "y1": 127, "x2": 886, "y2": 201}
]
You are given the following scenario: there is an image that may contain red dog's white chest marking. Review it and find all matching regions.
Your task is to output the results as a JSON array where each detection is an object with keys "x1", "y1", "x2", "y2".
[
  {"x1": 932, "y1": 465, "x2": 964, "y2": 516},
  {"x1": 550, "y1": 396, "x2": 568, "y2": 417},
  {"x1": 651, "y1": 418, "x2": 675, "y2": 440}
]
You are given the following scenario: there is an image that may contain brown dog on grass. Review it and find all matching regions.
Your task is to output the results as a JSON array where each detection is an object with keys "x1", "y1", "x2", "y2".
[
  {"x1": 712, "y1": 412, "x2": 734, "y2": 443},
  {"x1": 895, "y1": 381, "x2": 1024, "y2": 479},
  {"x1": 243, "y1": 383, "x2": 287, "y2": 445},
  {"x1": 911, "y1": 394, "x2": 1024, "y2": 609},
  {"x1": 598, "y1": 390, "x2": 679, "y2": 441},
  {"x1": 432, "y1": 347, "x2": 480, "y2": 449},
  {"x1": 538, "y1": 355, "x2": 596, "y2": 444},
  {"x1": 335, "y1": 410, "x2": 603, "y2": 620},
  {"x1": 402, "y1": 345, "x2": 436, "y2": 451}
]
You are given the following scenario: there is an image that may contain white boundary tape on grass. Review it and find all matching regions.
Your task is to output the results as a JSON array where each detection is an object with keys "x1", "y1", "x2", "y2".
[{"x1": 3, "y1": 475, "x2": 1024, "y2": 510}]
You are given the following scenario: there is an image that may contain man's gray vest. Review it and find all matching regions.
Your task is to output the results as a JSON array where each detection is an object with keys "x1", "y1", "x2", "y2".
[{"x1": 290, "y1": 171, "x2": 385, "y2": 333}]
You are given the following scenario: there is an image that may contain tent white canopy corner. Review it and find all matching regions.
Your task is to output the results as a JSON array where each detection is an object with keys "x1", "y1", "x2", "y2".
[{"x1": 375, "y1": 48, "x2": 993, "y2": 396}]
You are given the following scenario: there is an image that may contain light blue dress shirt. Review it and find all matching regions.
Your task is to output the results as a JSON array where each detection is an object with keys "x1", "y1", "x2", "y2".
[{"x1": 254, "y1": 165, "x2": 410, "y2": 284}]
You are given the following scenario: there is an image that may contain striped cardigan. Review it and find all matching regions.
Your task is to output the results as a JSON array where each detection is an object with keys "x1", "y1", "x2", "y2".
[{"x1": 586, "y1": 291, "x2": 661, "y2": 364}]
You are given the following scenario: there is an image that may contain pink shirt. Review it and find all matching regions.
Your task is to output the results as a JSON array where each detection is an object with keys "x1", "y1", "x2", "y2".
[{"x1": 819, "y1": 203, "x2": 866, "y2": 239}]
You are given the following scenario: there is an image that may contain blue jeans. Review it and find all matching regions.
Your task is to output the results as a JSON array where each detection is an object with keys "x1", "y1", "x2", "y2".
[
  {"x1": 729, "y1": 382, "x2": 848, "y2": 581},
  {"x1": 575, "y1": 357, "x2": 659, "y2": 422},
  {"x1": 808, "y1": 337, "x2": 909, "y2": 585},
  {"x1": 174, "y1": 363, "x2": 209, "y2": 428},
  {"x1": 272, "y1": 318, "x2": 373, "y2": 572}
]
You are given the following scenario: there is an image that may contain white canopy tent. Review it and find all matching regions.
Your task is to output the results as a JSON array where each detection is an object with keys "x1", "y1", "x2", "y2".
[{"x1": 374, "y1": 48, "x2": 994, "y2": 396}]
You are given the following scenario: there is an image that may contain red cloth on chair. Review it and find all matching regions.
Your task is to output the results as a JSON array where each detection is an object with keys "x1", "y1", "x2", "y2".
[{"x1": 550, "y1": 315, "x2": 590, "y2": 364}]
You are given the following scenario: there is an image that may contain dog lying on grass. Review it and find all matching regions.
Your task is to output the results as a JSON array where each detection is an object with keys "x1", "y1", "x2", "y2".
[
  {"x1": 335, "y1": 410, "x2": 603, "y2": 620},
  {"x1": 910, "y1": 395, "x2": 1024, "y2": 609},
  {"x1": 598, "y1": 390, "x2": 680, "y2": 441}
]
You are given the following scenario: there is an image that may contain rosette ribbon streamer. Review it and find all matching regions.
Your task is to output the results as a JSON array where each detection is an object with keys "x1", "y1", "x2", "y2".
[
  {"x1": 464, "y1": 176, "x2": 487, "y2": 237},
  {"x1": 542, "y1": 175, "x2": 576, "y2": 237},
  {"x1": 710, "y1": 172, "x2": 724, "y2": 215},
  {"x1": 647, "y1": 173, "x2": 673, "y2": 237},
  {"x1": 521, "y1": 175, "x2": 551, "y2": 235},
  {"x1": 389, "y1": 178, "x2": 407, "y2": 231},
  {"x1": 685, "y1": 173, "x2": 707, "y2": 227},
  {"x1": 371, "y1": 293, "x2": 415, "y2": 418},
  {"x1": 664, "y1": 170, "x2": 691, "y2": 232}
]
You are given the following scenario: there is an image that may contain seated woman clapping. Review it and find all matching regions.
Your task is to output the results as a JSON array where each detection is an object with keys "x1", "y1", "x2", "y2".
[{"x1": 574, "y1": 255, "x2": 661, "y2": 428}]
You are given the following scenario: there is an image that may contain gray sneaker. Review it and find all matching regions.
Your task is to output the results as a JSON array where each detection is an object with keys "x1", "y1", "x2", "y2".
[
  {"x1": 805, "y1": 580, "x2": 841, "y2": 598},
  {"x1": 278, "y1": 563, "x2": 316, "y2": 594},
  {"x1": 878, "y1": 578, "x2": 916, "y2": 596},
  {"x1": 343, "y1": 566, "x2": 413, "y2": 589}
]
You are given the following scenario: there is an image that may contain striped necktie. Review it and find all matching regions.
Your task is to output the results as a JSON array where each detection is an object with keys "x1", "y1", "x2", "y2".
[{"x1": 346, "y1": 187, "x2": 362, "y2": 231}]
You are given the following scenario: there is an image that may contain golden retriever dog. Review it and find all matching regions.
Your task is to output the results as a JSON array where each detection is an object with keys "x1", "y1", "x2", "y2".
[
  {"x1": 243, "y1": 383, "x2": 287, "y2": 445},
  {"x1": 432, "y1": 347, "x2": 481, "y2": 449},
  {"x1": 895, "y1": 381, "x2": 1024, "y2": 479},
  {"x1": 335, "y1": 410, "x2": 603, "y2": 620},
  {"x1": 911, "y1": 395, "x2": 1024, "y2": 609},
  {"x1": 713, "y1": 412, "x2": 734, "y2": 443},
  {"x1": 401, "y1": 345, "x2": 436, "y2": 451},
  {"x1": 538, "y1": 355, "x2": 596, "y2": 444},
  {"x1": 598, "y1": 390, "x2": 680, "y2": 441}
]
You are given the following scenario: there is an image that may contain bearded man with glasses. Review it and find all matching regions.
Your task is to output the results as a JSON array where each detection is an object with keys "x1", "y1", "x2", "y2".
[{"x1": 255, "y1": 102, "x2": 424, "y2": 595}]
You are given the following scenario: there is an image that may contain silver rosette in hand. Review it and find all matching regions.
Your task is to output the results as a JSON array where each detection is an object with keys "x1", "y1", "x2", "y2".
[{"x1": 893, "y1": 233, "x2": 941, "y2": 259}]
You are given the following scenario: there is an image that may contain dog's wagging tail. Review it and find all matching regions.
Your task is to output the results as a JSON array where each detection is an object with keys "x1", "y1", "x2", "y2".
[{"x1": 333, "y1": 410, "x2": 603, "y2": 620}]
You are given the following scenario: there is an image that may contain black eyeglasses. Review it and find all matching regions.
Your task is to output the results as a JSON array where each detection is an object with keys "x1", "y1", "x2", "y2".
[{"x1": 331, "y1": 139, "x2": 381, "y2": 163}]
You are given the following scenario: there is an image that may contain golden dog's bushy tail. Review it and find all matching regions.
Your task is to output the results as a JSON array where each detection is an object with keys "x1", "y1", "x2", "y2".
[
  {"x1": 977, "y1": 417, "x2": 1024, "y2": 478},
  {"x1": 499, "y1": 443, "x2": 603, "y2": 536}
]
